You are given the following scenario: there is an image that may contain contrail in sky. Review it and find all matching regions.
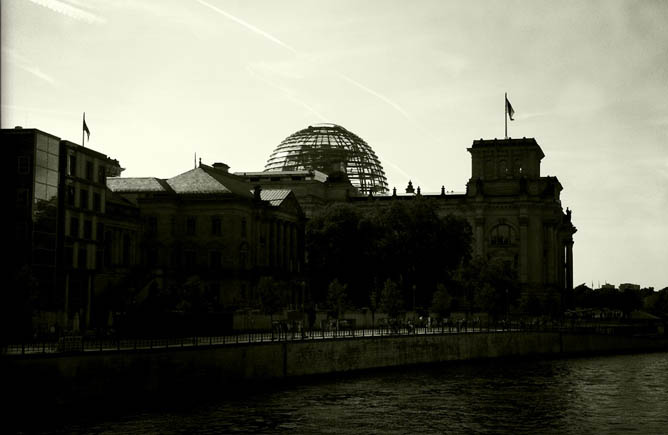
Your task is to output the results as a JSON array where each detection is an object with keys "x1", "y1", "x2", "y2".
[
  {"x1": 335, "y1": 73, "x2": 411, "y2": 119},
  {"x1": 27, "y1": 0, "x2": 106, "y2": 24},
  {"x1": 194, "y1": 0, "x2": 411, "y2": 122},
  {"x1": 2, "y1": 47, "x2": 57, "y2": 85},
  {"x1": 195, "y1": 0, "x2": 298, "y2": 54},
  {"x1": 246, "y1": 65, "x2": 328, "y2": 122}
]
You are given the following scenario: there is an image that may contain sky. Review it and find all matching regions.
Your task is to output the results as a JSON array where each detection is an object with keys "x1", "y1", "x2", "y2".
[{"x1": 2, "y1": 0, "x2": 667, "y2": 290}]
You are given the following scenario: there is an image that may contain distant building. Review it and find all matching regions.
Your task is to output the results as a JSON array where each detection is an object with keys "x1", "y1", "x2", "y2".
[
  {"x1": 619, "y1": 283, "x2": 641, "y2": 292},
  {"x1": 107, "y1": 162, "x2": 305, "y2": 309},
  {"x1": 7, "y1": 122, "x2": 578, "y2": 336},
  {"x1": 256, "y1": 127, "x2": 577, "y2": 294},
  {"x1": 348, "y1": 137, "x2": 576, "y2": 293},
  {"x1": 5, "y1": 127, "x2": 139, "y2": 337},
  {"x1": 235, "y1": 169, "x2": 355, "y2": 218}
]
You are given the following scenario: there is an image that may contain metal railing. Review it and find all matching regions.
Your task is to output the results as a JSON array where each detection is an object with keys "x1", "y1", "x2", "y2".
[{"x1": 1, "y1": 319, "x2": 661, "y2": 356}]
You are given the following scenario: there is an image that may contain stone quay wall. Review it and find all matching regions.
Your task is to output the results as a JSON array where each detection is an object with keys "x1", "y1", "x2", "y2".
[{"x1": 3, "y1": 332, "x2": 667, "y2": 411}]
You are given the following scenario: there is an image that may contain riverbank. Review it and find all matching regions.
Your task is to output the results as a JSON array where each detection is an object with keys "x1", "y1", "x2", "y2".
[{"x1": 2, "y1": 331, "x2": 667, "y2": 430}]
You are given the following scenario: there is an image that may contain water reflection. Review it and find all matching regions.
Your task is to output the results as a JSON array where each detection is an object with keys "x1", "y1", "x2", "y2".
[{"x1": 56, "y1": 352, "x2": 668, "y2": 434}]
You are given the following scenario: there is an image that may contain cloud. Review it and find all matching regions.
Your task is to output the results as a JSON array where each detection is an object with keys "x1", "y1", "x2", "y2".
[
  {"x1": 2, "y1": 47, "x2": 56, "y2": 85},
  {"x1": 27, "y1": 0, "x2": 106, "y2": 24}
]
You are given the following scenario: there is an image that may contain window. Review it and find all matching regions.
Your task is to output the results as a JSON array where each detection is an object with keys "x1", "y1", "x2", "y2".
[
  {"x1": 83, "y1": 220, "x2": 92, "y2": 239},
  {"x1": 170, "y1": 216, "x2": 177, "y2": 236},
  {"x1": 95, "y1": 248, "x2": 103, "y2": 270},
  {"x1": 184, "y1": 250, "x2": 196, "y2": 270},
  {"x1": 85, "y1": 161, "x2": 94, "y2": 180},
  {"x1": 96, "y1": 223, "x2": 104, "y2": 241},
  {"x1": 104, "y1": 231, "x2": 112, "y2": 267},
  {"x1": 68, "y1": 155, "x2": 76, "y2": 176},
  {"x1": 67, "y1": 185, "x2": 75, "y2": 206},
  {"x1": 16, "y1": 188, "x2": 29, "y2": 206},
  {"x1": 122, "y1": 234, "x2": 131, "y2": 266},
  {"x1": 93, "y1": 192, "x2": 101, "y2": 212},
  {"x1": 491, "y1": 224, "x2": 514, "y2": 246},
  {"x1": 241, "y1": 218, "x2": 247, "y2": 238},
  {"x1": 70, "y1": 217, "x2": 79, "y2": 237},
  {"x1": 211, "y1": 217, "x2": 221, "y2": 236},
  {"x1": 147, "y1": 216, "x2": 158, "y2": 236},
  {"x1": 171, "y1": 248, "x2": 182, "y2": 268},
  {"x1": 18, "y1": 156, "x2": 30, "y2": 174},
  {"x1": 78, "y1": 247, "x2": 87, "y2": 269},
  {"x1": 147, "y1": 247, "x2": 158, "y2": 267},
  {"x1": 186, "y1": 217, "x2": 196, "y2": 236},
  {"x1": 209, "y1": 250, "x2": 221, "y2": 268},
  {"x1": 64, "y1": 246, "x2": 74, "y2": 268},
  {"x1": 80, "y1": 189, "x2": 89, "y2": 209},
  {"x1": 97, "y1": 165, "x2": 106, "y2": 183}
]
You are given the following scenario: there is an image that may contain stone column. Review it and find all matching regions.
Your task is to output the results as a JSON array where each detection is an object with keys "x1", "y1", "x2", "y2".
[
  {"x1": 566, "y1": 239, "x2": 574, "y2": 291},
  {"x1": 86, "y1": 273, "x2": 92, "y2": 330},
  {"x1": 519, "y1": 215, "x2": 529, "y2": 283},
  {"x1": 474, "y1": 216, "x2": 485, "y2": 257}
]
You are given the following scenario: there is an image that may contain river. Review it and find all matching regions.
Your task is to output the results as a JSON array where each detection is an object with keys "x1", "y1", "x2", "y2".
[{"x1": 45, "y1": 352, "x2": 668, "y2": 434}]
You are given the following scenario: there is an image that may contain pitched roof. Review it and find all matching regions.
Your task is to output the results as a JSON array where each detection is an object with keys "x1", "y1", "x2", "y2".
[
  {"x1": 259, "y1": 189, "x2": 292, "y2": 206},
  {"x1": 165, "y1": 166, "x2": 253, "y2": 198},
  {"x1": 107, "y1": 177, "x2": 169, "y2": 193}
]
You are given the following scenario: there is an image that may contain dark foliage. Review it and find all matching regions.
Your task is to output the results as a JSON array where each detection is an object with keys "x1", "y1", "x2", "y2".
[{"x1": 306, "y1": 199, "x2": 472, "y2": 310}]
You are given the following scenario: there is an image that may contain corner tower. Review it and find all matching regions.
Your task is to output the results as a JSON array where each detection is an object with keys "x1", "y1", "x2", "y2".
[{"x1": 465, "y1": 137, "x2": 576, "y2": 293}]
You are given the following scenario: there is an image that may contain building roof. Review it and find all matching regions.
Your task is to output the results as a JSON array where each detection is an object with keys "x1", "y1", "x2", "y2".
[
  {"x1": 108, "y1": 165, "x2": 255, "y2": 199},
  {"x1": 235, "y1": 170, "x2": 329, "y2": 182},
  {"x1": 259, "y1": 189, "x2": 292, "y2": 206},
  {"x1": 469, "y1": 137, "x2": 545, "y2": 158},
  {"x1": 107, "y1": 177, "x2": 170, "y2": 193}
]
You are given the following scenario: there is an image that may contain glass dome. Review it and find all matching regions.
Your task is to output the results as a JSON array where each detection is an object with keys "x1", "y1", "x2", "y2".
[{"x1": 265, "y1": 124, "x2": 388, "y2": 195}]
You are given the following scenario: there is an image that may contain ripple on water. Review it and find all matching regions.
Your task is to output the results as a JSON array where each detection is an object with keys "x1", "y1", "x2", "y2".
[{"x1": 51, "y1": 352, "x2": 668, "y2": 434}]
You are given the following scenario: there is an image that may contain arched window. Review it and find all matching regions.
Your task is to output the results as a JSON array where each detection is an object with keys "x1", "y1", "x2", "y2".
[{"x1": 490, "y1": 224, "x2": 515, "y2": 246}]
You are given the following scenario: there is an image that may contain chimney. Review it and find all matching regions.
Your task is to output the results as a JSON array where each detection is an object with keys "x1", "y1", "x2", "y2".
[{"x1": 212, "y1": 162, "x2": 230, "y2": 173}]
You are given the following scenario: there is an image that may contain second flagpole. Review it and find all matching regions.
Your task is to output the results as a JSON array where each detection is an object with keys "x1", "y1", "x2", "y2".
[{"x1": 504, "y1": 93, "x2": 508, "y2": 139}]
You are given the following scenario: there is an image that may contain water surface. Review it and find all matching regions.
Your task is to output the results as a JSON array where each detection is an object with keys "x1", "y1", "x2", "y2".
[{"x1": 53, "y1": 352, "x2": 668, "y2": 434}]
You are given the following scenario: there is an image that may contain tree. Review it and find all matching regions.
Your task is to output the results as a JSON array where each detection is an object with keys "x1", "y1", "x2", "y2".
[
  {"x1": 451, "y1": 257, "x2": 521, "y2": 320},
  {"x1": 257, "y1": 276, "x2": 283, "y2": 322},
  {"x1": 380, "y1": 279, "x2": 404, "y2": 322},
  {"x1": 326, "y1": 279, "x2": 348, "y2": 321},
  {"x1": 305, "y1": 200, "x2": 473, "y2": 312},
  {"x1": 431, "y1": 283, "x2": 453, "y2": 321},
  {"x1": 369, "y1": 286, "x2": 379, "y2": 328}
]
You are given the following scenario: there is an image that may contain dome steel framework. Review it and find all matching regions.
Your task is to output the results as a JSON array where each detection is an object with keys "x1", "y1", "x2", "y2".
[{"x1": 265, "y1": 124, "x2": 388, "y2": 195}]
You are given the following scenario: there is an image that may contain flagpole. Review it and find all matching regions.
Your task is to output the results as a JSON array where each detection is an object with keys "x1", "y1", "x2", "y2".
[
  {"x1": 82, "y1": 112, "x2": 85, "y2": 147},
  {"x1": 504, "y1": 93, "x2": 508, "y2": 139}
]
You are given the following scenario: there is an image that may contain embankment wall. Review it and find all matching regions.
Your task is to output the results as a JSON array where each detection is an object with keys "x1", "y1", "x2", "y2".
[{"x1": 3, "y1": 332, "x2": 667, "y2": 412}]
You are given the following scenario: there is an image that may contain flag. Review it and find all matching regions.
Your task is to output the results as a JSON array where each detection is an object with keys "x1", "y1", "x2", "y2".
[
  {"x1": 84, "y1": 112, "x2": 90, "y2": 141},
  {"x1": 505, "y1": 97, "x2": 515, "y2": 121}
]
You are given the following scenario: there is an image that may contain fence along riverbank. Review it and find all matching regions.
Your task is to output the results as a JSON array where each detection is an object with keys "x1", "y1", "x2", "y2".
[
  {"x1": 2, "y1": 318, "x2": 663, "y2": 356},
  {"x1": 2, "y1": 325, "x2": 667, "y2": 428}
]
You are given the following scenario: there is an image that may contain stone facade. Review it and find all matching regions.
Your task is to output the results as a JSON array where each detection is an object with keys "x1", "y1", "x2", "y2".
[
  {"x1": 352, "y1": 137, "x2": 577, "y2": 292},
  {"x1": 107, "y1": 163, "x2": 306, "y2": 309},
  {"x1": 252, "y1": 136, "x2": 577, "y2": 293}
]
